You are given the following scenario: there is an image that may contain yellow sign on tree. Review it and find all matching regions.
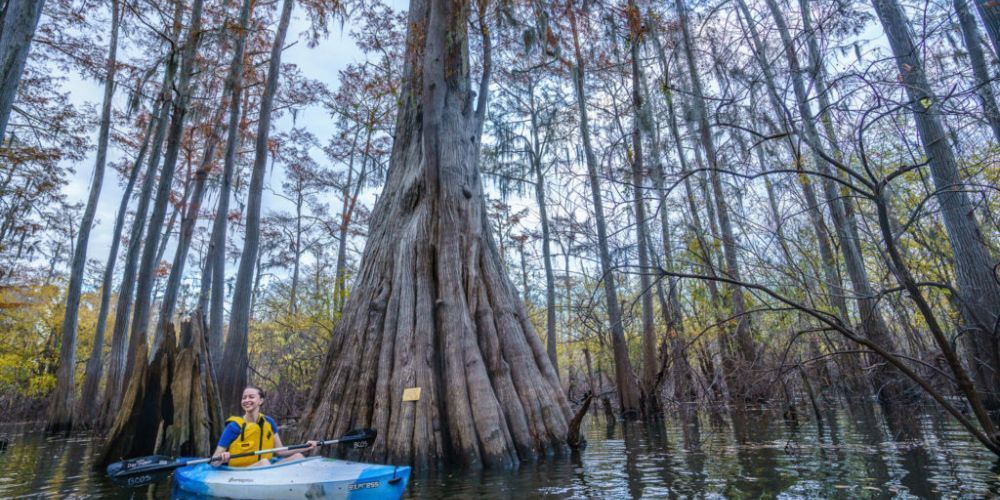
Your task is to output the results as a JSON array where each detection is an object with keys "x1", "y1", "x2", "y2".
[{"x1": 402, "y1": 387, "x2": 421, "y2": 401}]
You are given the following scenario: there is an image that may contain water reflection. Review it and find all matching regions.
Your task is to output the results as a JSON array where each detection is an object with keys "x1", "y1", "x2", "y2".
[{"x1": 0, "y1": 403, "x2": 997, "y2": 498}]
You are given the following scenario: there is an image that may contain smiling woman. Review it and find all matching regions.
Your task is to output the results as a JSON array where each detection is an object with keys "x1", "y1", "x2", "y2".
[{"x1": 210, "y1": 386, "x2": 318, "y2": 468}]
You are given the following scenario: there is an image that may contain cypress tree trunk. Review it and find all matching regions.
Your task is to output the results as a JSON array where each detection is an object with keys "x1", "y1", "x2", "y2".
[
  {"x1": 672, "y1": 0, "x2": 759, "y2": 401},
  {"x1": 750, "y1": 0, "x2": 914, "y2": 406},
  {"x1": 126, "y1": 0, "x2": 204, "y2": 375},
  {"x1": 641, "y1": 22, "x2": 697, "y2": 403},
  {"x1": 98, "y1": 0, "x2": 219, "y2": 466},
  {"x1": 99, "y1": 89, "x2": 173, "y2": 426},
  {"x1": 794, "y1": 0, "x2": 879, "y2": 393},
  {"x1": 527, "y1": 84, "x2": 559, "y2": 378},
  {"x1": 219, "y1": 0, "x2": 295, "y2": 411},
  {"x1": 626, "y1": 2, "x2": 659, "y2": 416},
  {"x1": 871, "y1": 0, "x2": 1000, "y2": 410},
  {"x1": 47, "y1": 0, "x2": 122, "y2": 432},
  {"x1": 205, "y1": 0, "x2": 254, "y2": 362},
  {"x1": 299, "y1": 0, "x2": 571, "y2": 469},
  {"x1": 566, "y1": 4, "x2": 642, "y2": 418},
  {"x1": 114, "y1": 5, "x2": 183, "y2": 403},
  {"x1": 0, "y1": 0, "x2": 45, "y2": 140},
  {"x1": 74, "y1": 0, "x2": 123, "y2": 427},
  {"x1": 156, "y1": 102, "x2": 228, "y2": 347},
  {"x1": 87, "y1": 114, "x2": 153, "y2": 428},
  {"x1": 974, "y1": 0, "x2": 1000, "y2": 58},
  {"x1": 954, "y1": 0, "x2": 1000, "y2": 141},
  {"x1": 734, "y1": 0, "x2": 849, "y2": 322}
]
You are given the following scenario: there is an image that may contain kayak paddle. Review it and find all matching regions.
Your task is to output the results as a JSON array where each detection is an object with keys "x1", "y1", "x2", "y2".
[{"x1": 107, "y1": 427, "x2": 377, "y2": 487}]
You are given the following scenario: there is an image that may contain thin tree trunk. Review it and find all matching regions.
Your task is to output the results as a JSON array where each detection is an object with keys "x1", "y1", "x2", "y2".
[
  {"x1": 0, "y1": 0, "x2": 45, "y2": 139},
  {"x1": 872, "y1": 0, "x2": 1000, "y2": 411},
  {"x1": 219, "y1": 0, "x2": 295, "y2": 411},
  {"x1": 155, "y1": 98, "x2": 229, "y2": 354},
  {"x1": 154, "y1": 179, "x2": 189, "y2": 266},
  {"x1": 334, "y1": 127, "x2": 362, "y2": 313},
  {"x1": 299, "y1": 0, "x2": 570, "y2": 469},
  {"x1": 97, "y1": 0, "x2": 213, "y2": 466},
  {"x1": 46, "y1": 0, "x2": 121, "y2": 430},
  {"x1": 74, "y1": 0, "x2": 123, "y2": 427},
  {"x1": 528, "y1": 85, "x2": 559, "y2": 378},
  {"x1": 753, "y1": 0, "x2": 913, "y2": 405},
  {"x1": 567, "y1": 4, "x2": 642, "y2": 418},
  {"x1": 734, "y1": 0, "x2": 849, "y2": 320},
  {"x1": 517, "y1": 239, "x2": 530, "y2": 304},
  {"x1": 640, "y1": 30, "x2": 696, "y2": 402},
  {"x1": 672, "y1": 0, "x2": 759, "y2": 401},
  {"x1": 206, "y1": 0, "x2": 254, "y2": 362},
  {"x1": 974, "y1": 0, "x2": 1000, "y2": 58},
  {"x1": 626, "y1": 2, "x2": 659, "y2": 417},
  {"x1": 89, "y1": 112, "x2": 155, "y2": 428},
  {"x1": 954, "y1": 0, "x2": 1000, "y2": 141},
  {"x1": 100, "y1": 87, "x2": 174, "y2": 425},
  {"x1": 290, "y1": 188, "x2": 303, "y2": 313},
  {"x1": 125, "y1": 0, "x2": 204, "y2": 383}
]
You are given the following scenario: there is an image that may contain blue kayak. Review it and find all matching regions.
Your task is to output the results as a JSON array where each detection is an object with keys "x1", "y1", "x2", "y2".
[{"x1": 173, "y1": 456, "x2": 411, "y2": 499}]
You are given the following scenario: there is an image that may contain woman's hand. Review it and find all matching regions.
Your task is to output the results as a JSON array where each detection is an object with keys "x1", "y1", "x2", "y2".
[
  {"x1": 305, "y1": 440, "x2": 319, "y2": 453},
  {"x1": 211, "y1": 451, "x2": 230, "y2": 466}
]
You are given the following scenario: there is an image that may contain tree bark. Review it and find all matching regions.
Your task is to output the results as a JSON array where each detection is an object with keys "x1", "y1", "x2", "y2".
[
  {"x1": 0, "y1": 0, "x2": 45, "y2": 140},
  {"x1": 566, "y1": 4, "x2": 642, "y2": 418},
  {"x1": 219, "y1": 0, "x2": 294, "y2": 411},
  {"x1": 88, "y1": 115, "x2": 153, "y2": 428},
  {"x1": 97, "y1": 314, "x2": 223, "y2": 467},
  {"x1": 74, "y1": 0, "x2": 123, "y2": 427},
  {"x1": 298, "y1": 0, "x2": 571, "y2": 469},
  {"x1": 871, "y1": 0, "x2": 1000, "y2": 410},
  {"x1": 98, "y1": 0, "x2": 219, "y2": 466}
]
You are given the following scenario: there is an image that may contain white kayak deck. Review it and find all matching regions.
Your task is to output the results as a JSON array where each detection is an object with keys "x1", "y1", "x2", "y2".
[{"x1": 174, "y1": 456, "x2": 410, "y2": 499}]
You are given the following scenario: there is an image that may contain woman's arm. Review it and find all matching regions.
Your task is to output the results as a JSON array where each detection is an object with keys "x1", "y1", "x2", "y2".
[
  {"x1": 272, "y1": 434, "x2": 318, "y2": 457},
  {"x1": 210, "y1": 445, "x2": 230, "y2": 466}
]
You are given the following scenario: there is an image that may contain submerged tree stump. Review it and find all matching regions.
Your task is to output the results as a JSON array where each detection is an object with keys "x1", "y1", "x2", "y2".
[
  {"x1": 97, "y1": 315, "x2": 222, "y2": 466},
  {"x1": 298, "y1": 0, "x2": 572, "y2": 470},
  {"x1": 567, "y1": 392, "x2": 594, "y2": 449}
]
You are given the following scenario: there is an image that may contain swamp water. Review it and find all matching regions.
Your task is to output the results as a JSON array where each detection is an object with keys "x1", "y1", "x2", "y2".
[{"x1": 0, "y1": 404, "x2": 997, "y2": 498}]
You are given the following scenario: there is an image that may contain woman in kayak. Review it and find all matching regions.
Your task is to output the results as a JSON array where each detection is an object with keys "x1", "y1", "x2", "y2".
[{"x1": 211, "y1": 385, "x2": 318, "y2": 467}]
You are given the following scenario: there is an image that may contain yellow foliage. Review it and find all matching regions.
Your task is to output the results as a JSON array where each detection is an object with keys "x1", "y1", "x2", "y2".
[{"x1": 0, "y1": 282, "x2": 104, "y2": 402}]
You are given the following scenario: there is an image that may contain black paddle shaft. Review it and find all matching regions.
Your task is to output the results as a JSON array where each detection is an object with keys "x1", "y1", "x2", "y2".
[{"x1": 106, "y1": 428, "x2": 377, "y2": 487}]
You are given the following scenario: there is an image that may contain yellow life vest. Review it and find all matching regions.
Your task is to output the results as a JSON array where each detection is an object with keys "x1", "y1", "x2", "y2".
[{"x1": 225, "y1": 414, "x2": 275, "y2": 467}]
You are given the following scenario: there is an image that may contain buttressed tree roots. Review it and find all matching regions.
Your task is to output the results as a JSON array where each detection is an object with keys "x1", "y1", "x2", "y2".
[{"x1": 298, "y1": 0, "x2": 572, "y2": 469}]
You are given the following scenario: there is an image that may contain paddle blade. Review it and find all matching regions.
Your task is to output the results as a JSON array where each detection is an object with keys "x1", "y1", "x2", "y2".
[
  {"x1": 341, "y1": 428, "x2": 377, "y2": 449},
  {"x1": 106, "y1": 455, "x2": 180, "y2": 487}
]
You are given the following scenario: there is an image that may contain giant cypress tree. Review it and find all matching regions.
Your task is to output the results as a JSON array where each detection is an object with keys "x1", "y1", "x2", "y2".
[{"x1": 299, "y1": 0, "x2": 571, "y2": 469}]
